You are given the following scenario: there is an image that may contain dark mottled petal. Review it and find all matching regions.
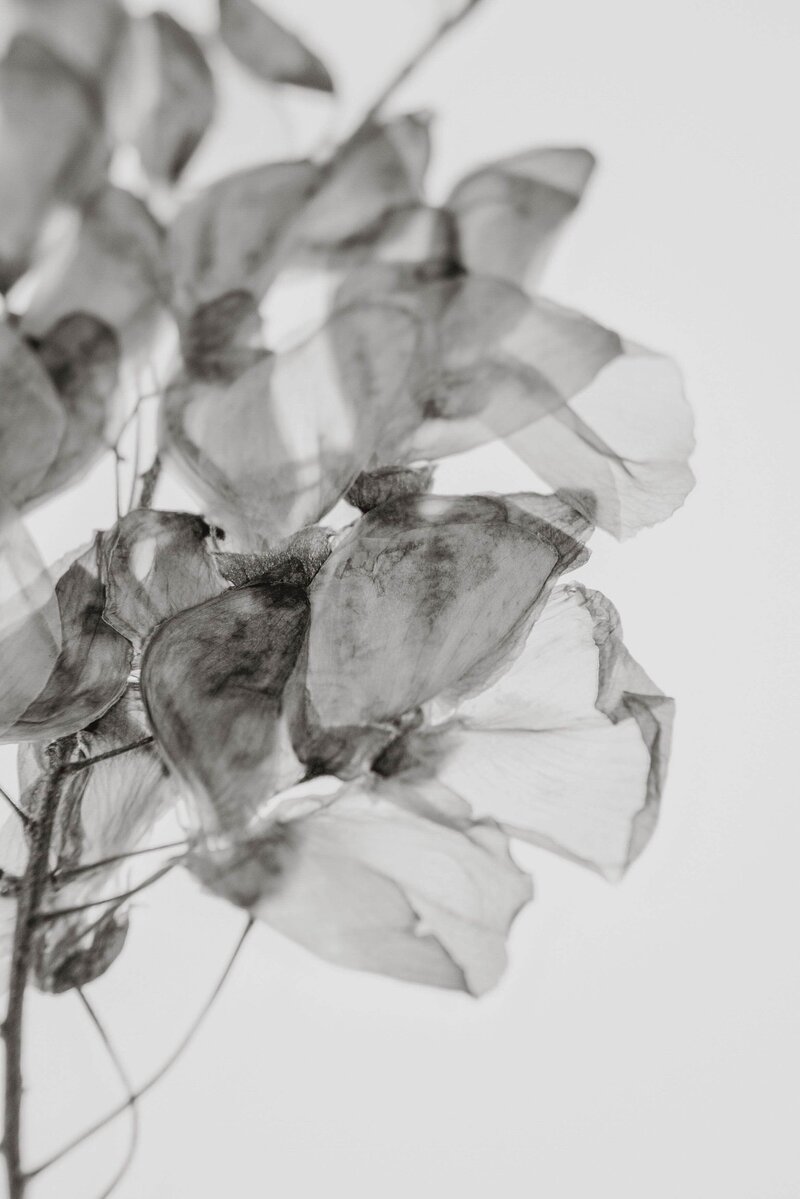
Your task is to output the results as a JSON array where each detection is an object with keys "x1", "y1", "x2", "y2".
[
  {"x1": 218, "y1": 0, "x2": 333, "y2": 92},
  {"x1": 0, "y1": 321, "x2": 65, "y2": 506},
  {"x1": 4, "y1": 538, "x2": 133, "y2": 743},
  {"x1": 135, "y1": 12, "x2": 215, "y2": 184},
  {"x1": 17, "y1": 686, "x2": 176, "y2": 990},
  {"x1": 190, "y1": 778, "x2": 532, "y2": 995},
  {"x1": 100, "y1": 509, "x2": 230, "y2": 648},
  {"x1": 0, "y1": 34, "x2": 107, "y2": 289},
  {"x1": 161, "y1": 301, "x2": 421, "y2": 548},
  {"x1": 215, "y1": 523, "x2": 333, "y2": 588},
  {"x1": 22, "y1": 185, "x2": 167, "y2": 360},
  {"x1": 300, "y1": 493, "x2": 590, "y2": 764},
  {"x1": 23, "y1": 315, "x2": 120, "y2": 505},
  {"x1": 505, "y1": 344, "x2": 696, "y2": 537},
  {"x1": 0, "y1": 496, "x2": 61, "y2": 738},
  {"x1": 447, "y1": 146, "x2": 595, "y2": 287},
  {"x1": 402, "y1": 584, "x2": 673, "y2": 878},
  {"x1": 346, "y1": 464, "x2": 435, "y2": 513},
  {"x1": 141, "y1": 583, "x2": 309, "y2": 835}
]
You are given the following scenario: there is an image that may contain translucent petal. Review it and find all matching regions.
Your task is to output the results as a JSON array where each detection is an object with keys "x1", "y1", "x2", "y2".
[
  {"x1": 406, "y1": 585, "x2": 673, "y2": 878},
  {"x1": 22, "y1": 185, "x2": 167, "y2": 360},
  {"x1": 0, "y1": 496, "x2": 61, "y2": 738},
  {"x1": 3, "y1": 539, "x2": 133, "y2": 743},
  {"x1": 218, "y1": 0, "x2": 334, "y2": 92},
  {"x1": 0, "y1": 34, "x2": 106, "y2": 289},
  {"x1": 505, "y1": 344, "x2": 696, "y2": 537},
  {"x1": 0, "y1": 320, "x2": 65, "y2": 506},
  {"x1": 141, "y1": 582, "x2": 309, "y2": 835},
  {"x1": 191, "y1": 779, "x2": 532, "y2": 995},
  {"x1": 302, "y1": 494, "x2": 590, "y2": 755},
  {"x1": 9, "y1": 0, "x2": 128, "y2": 83},
  {"x1": 161, "y1": 300, "x2": 422, "y2": 548},
  {"x1": 447, "y1": 146, "x2": 595, "y2": 287},
  {"x1": 133, "y1": 13, "x2": 215, "y2": 184},
  {"x1": 100, "y1": 509, "x2": 230, "y2": 648}
]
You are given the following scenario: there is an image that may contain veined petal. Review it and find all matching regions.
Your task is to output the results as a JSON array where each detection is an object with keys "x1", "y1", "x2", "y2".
[
  {"x1": 100, "y1": 509, "x2": 229, "y2": 648},
  {"x1": 447, "y1": 146, "x2": 595, "y2": 288},
  {"x1": 400, "y1": 585, "x2": 673, "y2": 878},
  {"x1": 3, "y1": 538, "x2": 133, "y2": 743},
  {"x1": 505, "y1": 343, "x2": 696, "y2": 537},
  {"x1": 301, "y1": 494, "x2": 590, "y2": 763},
  {"x1": 190, "y1": 779, "x2": 532, "y2": 995},
  {"x1": 141, "y1": 582, "x2": 309, "y2": 835}
]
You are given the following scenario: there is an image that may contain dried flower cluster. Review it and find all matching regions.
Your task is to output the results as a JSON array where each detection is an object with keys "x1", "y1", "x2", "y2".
[{"x1": 0, "y1": 0, "x2": 694, "y2": 1194}]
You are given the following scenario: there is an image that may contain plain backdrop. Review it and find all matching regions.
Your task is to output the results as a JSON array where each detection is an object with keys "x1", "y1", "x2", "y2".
[{"x1": 2, "y1": 0, "x2": 799, "y2": 1196}]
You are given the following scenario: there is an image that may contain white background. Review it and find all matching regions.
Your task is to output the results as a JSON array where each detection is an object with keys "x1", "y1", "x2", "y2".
[{"x1": 3, "y1": 0, "x2": 800, "y2": 1196}]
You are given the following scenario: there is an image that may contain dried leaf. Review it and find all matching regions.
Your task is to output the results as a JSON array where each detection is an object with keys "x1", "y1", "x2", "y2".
[
  {"x1": 141, "y1": 582, "x2": 309, "y2": 835},
  {"x1": 190, "y1": 778, "x2": 531, "y2": 995},
  {"x1": 387, "y1": 585, "x2": 673, "y2": 878},
  {"x1": 100, "y1": 509, "x2": 230, "y2": 648},
  {"x1": 296, "y1": 493, "x2": 590, "y2": 773},
  {"x1": 218, "y1": 0, "x2": 334, "y2": 92},
  {"x1": 4, "y1": 539, "x2": 133, "y2": 743},
  {"x1": 0, "y1": 34, "x2": 107, "y2": 290},
  {"x1": 447, "y1": 146, "x2": 595, "y2": 287}
]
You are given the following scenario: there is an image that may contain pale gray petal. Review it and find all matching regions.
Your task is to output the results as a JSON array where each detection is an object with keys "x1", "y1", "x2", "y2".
[
  {"x1": 190, "y1": 780, "x2": 532, "y2": 995},
  {"x1": 218, "y1": 0, "x2": 334, "y2": 92},
  {"x1": 447, "y1": 146, "x2": 595, "y2": 287}
]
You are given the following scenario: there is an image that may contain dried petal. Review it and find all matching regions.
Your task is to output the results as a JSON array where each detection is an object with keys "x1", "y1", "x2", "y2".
[
  {"x1": 168, "y1": 115, "x2": 429, "y2": 313},
  {"x1": 135, "y1": 12, "x2": 215, "y2": 184},
  {"x1": 298, "y1": 493, "x2": 590, "y2": 771},
  {"x1": 141, "y1": 583, "x2": 309, "y2": 835},
  {"x1": 346, "y1": 464, "x2": 435, "y2": 513},
  {"x1": 394, "y1": 585, "x2": 673, "y2": 878},
  {"x1": 447, "y1": 146, "x2": 595, "y2": 287},
  {"x1": 0, "y1": 496, "x2": 61, "y2": 738},
  {"x1": 191, "y1": 779, "x2": 532, "y2": 995},
  {"x1": 0, "y1": 320, "x2": 65, "y2": 506},
  {"x1": 24, "y1": 314, "x2": 120, "y2": 505},
  {"x1": 0, "y1": 34, "x2": 106, "y2": 289},
  {"x1": 505, "y1": 344, "x2": 696, "y2": 537},
  {"x1": 100, "y1": 509, "x2": 230, "y2": 648},
  {"x1": 4, "y1": 539, "x2": 133, "y2": 743},
  {"x1": 161, "y1": 301, "x2": 421, "y2": 548},
  {"x1": 22, "y1": 185, "x2": 167, "y2": 360},
  {"x1": 218, "y1": 0, "x2": 334, "y2": 92}
]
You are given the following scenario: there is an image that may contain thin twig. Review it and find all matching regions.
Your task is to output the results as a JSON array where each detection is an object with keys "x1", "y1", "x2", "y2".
[
  {"x1": 350, "y1": 0, "x2": 485, "y2": 141},
  {"x1": 2, "y1": 736, "x2": 75, "y2": 1199},
  {"x1": 76, "y1": 989, "x2": 139, "y2": 1199},
  {"x1": 137, "y1": 456, "x2": 161, "y2": 510},
  {"x1": 36, "y1": 861, "x2": 178, "y2": 923},
  {"x1": 0, "y1": 785, "x2": 30, "y2": 829},
  {"x1": 28, "y1": 919, "x2": 254, "y2": 1180},
  {"x1": 62, "y1": 738, "x2": 155, "y2": 775},
  {"x1": 55, "y1": 840, "x2": 189, "y2": 883}
]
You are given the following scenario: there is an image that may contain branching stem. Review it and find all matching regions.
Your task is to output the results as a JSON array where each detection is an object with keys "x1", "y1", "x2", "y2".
[{"x1": 1, "y1": 736, "x2": 75, "y2": 1199}]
